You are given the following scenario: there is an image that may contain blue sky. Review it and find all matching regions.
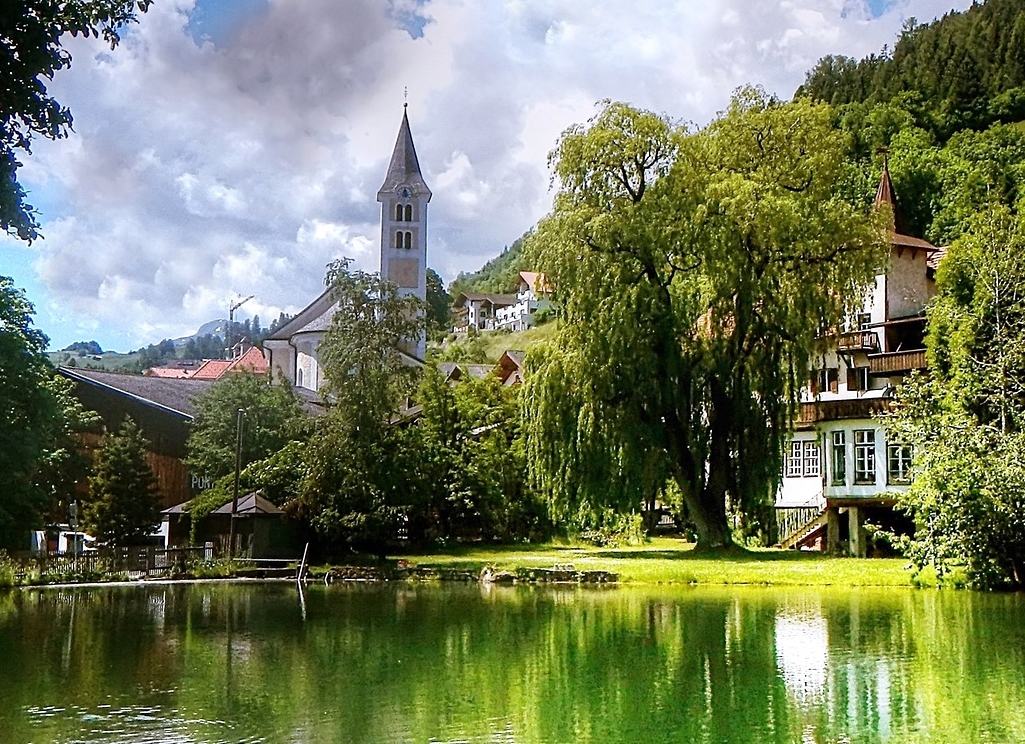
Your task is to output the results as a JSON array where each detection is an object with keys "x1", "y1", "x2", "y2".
[{"x1": 2, "y1": 0, "x2": 972, "y2": 353}]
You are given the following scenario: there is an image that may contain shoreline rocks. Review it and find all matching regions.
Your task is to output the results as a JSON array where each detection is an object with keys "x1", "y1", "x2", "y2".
[{"x1": 319, "y1": 563, "x2": 619, "y2": 585}]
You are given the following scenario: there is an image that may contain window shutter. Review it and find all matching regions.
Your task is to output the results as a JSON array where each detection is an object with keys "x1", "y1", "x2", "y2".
[{"x1": 847, "y1": 366, "x2": 862, "y2": 391}]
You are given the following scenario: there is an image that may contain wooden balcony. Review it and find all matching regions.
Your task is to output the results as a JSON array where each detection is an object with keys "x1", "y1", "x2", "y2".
[
  {"x1": 836, "y1": 331, "x2": 880, "y2": 353},
  {"x1": 867, "y1": 349, "x2": 927, "y2": 375},
  {"x1": 797, "y1": 397, "x2": 892, "y2": 425}
]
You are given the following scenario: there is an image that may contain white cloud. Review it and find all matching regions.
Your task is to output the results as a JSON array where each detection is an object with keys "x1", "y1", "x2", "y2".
[{"x1": 5, "y1": 0, "x2": 972, "y2": 350}]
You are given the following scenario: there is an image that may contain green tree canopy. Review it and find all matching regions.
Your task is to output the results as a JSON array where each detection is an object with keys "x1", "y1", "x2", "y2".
[
  {"x1": 1, "y1": 1, "x2": 150, "y2": 242},
  {"x1": 186, "y1": 371, "x2": 307, "y2": 481},
  {"x1": 407, "y1": 366, "x2": 547, "y2": 543},
  {"x1": 0, "y1": 277, "x2": 98, "y2": 547},
  {"x1": 798, "y1": 0, "x2": 1025, "y2": 142},
  {"x1": 891, "y1": 204, "x2": 1025, "y2": 588},
  {"x1": 426, "y1": 267, "x2": 452, "y2": 337},
  {"x1": 523, "y1": 91, "x2": 885, "y2": 548},
  {"x1": 294, "y1": 259, "x2": 425, "y2": 556},
  {"x1": 84, "y1": 417, "x2": 160, "y2": 546}
]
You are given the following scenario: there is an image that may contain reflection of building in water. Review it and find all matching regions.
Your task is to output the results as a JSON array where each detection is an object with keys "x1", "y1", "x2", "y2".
[
  {"x1": 776, "y1": 598, "x2": 914, "y2": 743},
  {"x1": 775, "y1": 610, "x2": 828, "y2": 706}
]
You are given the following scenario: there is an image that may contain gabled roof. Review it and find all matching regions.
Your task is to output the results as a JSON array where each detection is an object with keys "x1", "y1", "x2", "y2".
[
  {"x1": 264, "y1": 286, "x2": 336, "y2": 342},
  {"x1": 452, "y1": 292, "x2": 518, "y2": 308},
  {"x1": 377, "y1": 108, "x2": 432, "y2": 201},
  {"x1": 228, "y1": 346, "x2": 268, "y2": 375},
  {"x1": 437, "y1": 362, "x2": 495, "y2": 382},
  {"x1": 144, "y1": 367, "x2": 192, "y2": 378},
  {"x1": 145, "y1": 347, "x2": 267, "y2": 381},
  {"x1": 59, "y1": 367, "x2": 215, "y2": 419},
  {"x1": 162, "y1": 491, "x2": 284, "y2": 517},
  {"x1": 190, "y1": 360, "x2": 233, "y2": 380},
  {"x1": 211, "y1": 491, "x2": 284, "y2": 516},
  {"x1": 519, "y1": 271, "x2": 552, "y2": 294},
  {"x1": 497, "y1": 349, "x2": 526, "y2": 386}
]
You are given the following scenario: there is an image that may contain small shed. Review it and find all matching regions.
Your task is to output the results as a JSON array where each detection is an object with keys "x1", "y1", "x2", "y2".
[{"x1": 163, "y1": 491, "x2": 299, "y2": 558}]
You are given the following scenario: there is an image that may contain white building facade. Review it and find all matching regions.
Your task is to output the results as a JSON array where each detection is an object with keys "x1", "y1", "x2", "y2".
[{"x1": 776, "y1": 165, "x2": 939, "y2": 555}]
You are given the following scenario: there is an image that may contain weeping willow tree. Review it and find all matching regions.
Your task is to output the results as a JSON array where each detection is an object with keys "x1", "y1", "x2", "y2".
[{"x1": 523, "y1": 89, "x2": 885, "y2": 548}]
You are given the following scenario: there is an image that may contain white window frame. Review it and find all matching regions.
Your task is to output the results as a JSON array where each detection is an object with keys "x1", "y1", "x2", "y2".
[
  {"x1": 887, "y1": 444, "x2": 913, "y2": 485},
  {"x1": 786, "y1": 441, "x2": 803, "y2": 478},
  {"x1": 831, "y1": 430, "x2": 846, "y2": 486},
  {"x1": 802, "y1": 440, "x2": 821, "y2": 477},
  {"x1": 786, "y1": 439, "x2": 820, "y2": 478},
  {"x1": 854, "y1": 429, "x2": 876, "y2": 484}
]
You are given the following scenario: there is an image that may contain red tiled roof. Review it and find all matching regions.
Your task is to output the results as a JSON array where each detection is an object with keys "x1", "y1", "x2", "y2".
[
  {"x1": 144, "y1": 367, "x2": 192, "y2": 378},
  {"x1": 519, "y1": 271, "x2": 552, "y2": 294},
  {"x1": 228, "y1": 346, "x2": 268, "y2": 375},
  {"x1": 190, "y1": 360, "x2": 233, "y2": 380}
]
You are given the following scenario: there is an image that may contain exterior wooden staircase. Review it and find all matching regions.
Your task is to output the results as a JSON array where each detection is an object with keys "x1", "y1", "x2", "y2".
[{"x1": 777, "y1": 507, "x2": 828, "y2": 550}]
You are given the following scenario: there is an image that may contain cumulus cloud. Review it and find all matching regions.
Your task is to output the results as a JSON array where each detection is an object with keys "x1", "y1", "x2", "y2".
[{"x1": 4, "y1": 0, "x2": 971, "y2": 350}]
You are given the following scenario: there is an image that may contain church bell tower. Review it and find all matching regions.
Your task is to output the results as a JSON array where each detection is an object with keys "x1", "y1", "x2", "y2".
[{"x1": 378, "y1": 106, "x2": 431, "y2": 360}]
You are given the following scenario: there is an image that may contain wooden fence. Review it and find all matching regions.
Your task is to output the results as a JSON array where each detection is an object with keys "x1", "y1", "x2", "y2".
[{"x1": 14, "y1": 545, "x2": 212, "y2": 583}]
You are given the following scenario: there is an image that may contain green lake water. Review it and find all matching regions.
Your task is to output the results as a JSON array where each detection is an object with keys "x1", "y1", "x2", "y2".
[{"x1": 0, "y1": 582, "x2": 1023, "y2": 743}]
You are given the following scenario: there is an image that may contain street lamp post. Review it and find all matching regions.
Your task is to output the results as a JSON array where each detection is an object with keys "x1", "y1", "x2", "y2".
[{"x1": 227, "y1": 408, "x2": 245, "y2": 559}]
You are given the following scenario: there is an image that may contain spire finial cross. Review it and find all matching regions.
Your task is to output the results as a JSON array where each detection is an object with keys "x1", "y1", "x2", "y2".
[{"x1": 404, "y1": 86, "x2": 408, "y2": 109}]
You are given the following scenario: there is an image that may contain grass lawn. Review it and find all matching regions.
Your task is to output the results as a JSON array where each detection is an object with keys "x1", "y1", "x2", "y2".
[
  {"x1": 394, "y1": 537, "x2": 913, "y2": 587},
  {"x1": 478, "y1": 321, "x2": 559, "y2": 361}
]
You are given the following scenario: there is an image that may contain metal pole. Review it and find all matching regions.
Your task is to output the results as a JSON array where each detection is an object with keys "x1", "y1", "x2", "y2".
[
  {"x1": 228, "y1": 408, "x2": 245, "y2": 559},
  {"x1": 69, "y1": 499, "x2": 78, "y2": 574}
]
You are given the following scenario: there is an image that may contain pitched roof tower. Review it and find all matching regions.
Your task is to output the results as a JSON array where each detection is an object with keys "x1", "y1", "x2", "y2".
[
  {"x1": 378, "y1": 106, "x2": 431, "y2": 360},
  {"x1": 377, "y1": 107, "x2": 432, "y2": 201}
]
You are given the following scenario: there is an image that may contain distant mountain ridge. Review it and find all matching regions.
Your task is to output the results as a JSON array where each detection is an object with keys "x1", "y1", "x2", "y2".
[{"x1": 173, "y1": 318, "x2": 228, "y2": 347}]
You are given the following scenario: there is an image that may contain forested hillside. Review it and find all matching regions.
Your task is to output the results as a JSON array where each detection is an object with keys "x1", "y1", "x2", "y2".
[
  {"x1": 449, "y1": 233, "x2": 530, "y2": 296},
  {"x1": 799, "y1": 0, "x2": 1025, "y2": 140},
  {"x1": 795, "y1": 0, "x2": 1025, "y2": 247}
]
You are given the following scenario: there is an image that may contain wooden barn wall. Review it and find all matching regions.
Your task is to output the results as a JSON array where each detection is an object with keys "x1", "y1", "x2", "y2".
[
  {"x1": 67, "y1": 381, "x2": 191, "y2": 460},
  {"x1": 77, "y1": 431, "x2": 190, "y2": 509}
]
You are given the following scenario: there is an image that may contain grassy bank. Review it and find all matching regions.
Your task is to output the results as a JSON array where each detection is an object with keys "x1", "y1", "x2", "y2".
[{"x1": 393, "y1": 538, "x2": 913, "y2": 587}]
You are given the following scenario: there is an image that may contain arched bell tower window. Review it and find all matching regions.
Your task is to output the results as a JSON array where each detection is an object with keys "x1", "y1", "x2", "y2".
[
  {"x1": 404, "y1": 204, "x2": 412, "y2": 221},
  {"x1": 395, "y1": 230, "x2": 402, "y2": 248},
  {"x1": 404, "y1": 231, "x2": 412, "y2": 249},
  {"x1": 395, "y1": 204, "x2": 403, "y2": 221}
]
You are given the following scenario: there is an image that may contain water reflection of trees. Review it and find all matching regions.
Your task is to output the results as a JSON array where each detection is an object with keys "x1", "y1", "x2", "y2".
[{"x1": 0, "y1": 585, "x2": 1022, "y2": 743}]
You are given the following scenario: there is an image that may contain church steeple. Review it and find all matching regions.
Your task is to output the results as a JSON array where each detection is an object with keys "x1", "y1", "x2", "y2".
[
  {"x1": 377, "y1": 107, "x2": 432, "y2": 202},
  {"x1": 378, "y1": 107, "x2": 430, "y2": 360}
]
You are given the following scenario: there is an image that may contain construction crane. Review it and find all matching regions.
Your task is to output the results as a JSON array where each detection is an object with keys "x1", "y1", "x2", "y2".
[{"x1": 226, "y1": 294, "x2": 255, "y2": 359}]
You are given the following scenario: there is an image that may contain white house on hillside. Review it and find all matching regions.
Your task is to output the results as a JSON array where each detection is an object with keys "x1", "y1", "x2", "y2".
[
  {"x1": 453, "y1": 271, "x2": 552, "y2": 333},
  {"x1": 495, "y1": 271, "x2": 551, "y2": 331},
  {"x1": 451, "y1": 292, "x2": 517, "y2": 332},
  {"x1": 776, "y1": 162, "x2": 941, "y2": 556}
]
